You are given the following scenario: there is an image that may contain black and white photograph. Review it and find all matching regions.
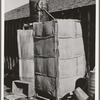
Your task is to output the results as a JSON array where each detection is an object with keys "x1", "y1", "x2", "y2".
[{"x1": 3, "y1": 0, "x2": 98, "y2": 100}]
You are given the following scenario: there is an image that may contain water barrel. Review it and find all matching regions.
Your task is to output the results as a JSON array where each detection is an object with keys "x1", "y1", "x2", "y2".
[{"x1": 88, "y1": 70, "x2": 95, "y2": 98}]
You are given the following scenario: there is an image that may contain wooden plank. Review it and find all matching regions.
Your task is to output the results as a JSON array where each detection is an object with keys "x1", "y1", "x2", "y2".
[
  {"x1": 55, "y1": 21, "x2": 59, "y2": 98},
  {"x1": 87, "y1": 8, "x2": 91, "y2": 68},
  {"x1": 81, "y1": 7, "x2": 89, "y2": 68},
  {"x1": 89, "y1": 5, "x2": 95, "y2": 70},
  {"x1": 36, "y1": 95, "x2": 50, "y2": 100}
]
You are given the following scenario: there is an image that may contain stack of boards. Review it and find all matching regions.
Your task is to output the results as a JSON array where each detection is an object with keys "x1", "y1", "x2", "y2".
[{"x1": 17, "y1": 19, "x2": 86, "y2": 99}]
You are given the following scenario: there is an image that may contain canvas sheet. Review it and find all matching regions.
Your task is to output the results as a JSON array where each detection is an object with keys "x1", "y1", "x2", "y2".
[
  {"x1": 35, "y1": 57, "x2": 56, "y2": 77},
  {"x1": 17, "y1": 30, "x2": 34, "y2": 59},
  {"x1": 19, "y1": 59, "x2": 34, "y2": 82},
  {"x1": 57, "y1": 19, "x2": 82, "y2": 38},
  {"x1": 34, "y1": 37, "x2": 55, "y2": 57},
  {"x1": 36, "y1": 75, "x2": 56, "y2": 97}
]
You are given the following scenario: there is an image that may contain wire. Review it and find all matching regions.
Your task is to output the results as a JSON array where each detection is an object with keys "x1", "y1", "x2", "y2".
[{"x1": 37, "y1": 1, "x2": 55, "y2": 20}]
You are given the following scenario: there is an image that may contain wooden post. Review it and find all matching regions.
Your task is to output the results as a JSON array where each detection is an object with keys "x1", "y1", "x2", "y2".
[
  {"x1": 87, "y1": 8, "x2": 91, "y2": 70},
  {"x1": 29, "y1": 0, "x2": 49, "y2": 22}
]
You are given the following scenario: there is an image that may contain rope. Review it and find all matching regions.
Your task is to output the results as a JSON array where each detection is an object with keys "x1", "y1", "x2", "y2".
[{"x1": 43, "y1": 9, "x2": 55, "y2": 20}]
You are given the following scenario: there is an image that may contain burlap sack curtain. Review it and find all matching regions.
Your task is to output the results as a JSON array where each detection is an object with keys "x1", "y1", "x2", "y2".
[
  {"x1": 17, "y1": 30, "x2": 35, "y2": 82},
  {"x1": 34, "y1": 19, "x2": 86, "y2": 98}
]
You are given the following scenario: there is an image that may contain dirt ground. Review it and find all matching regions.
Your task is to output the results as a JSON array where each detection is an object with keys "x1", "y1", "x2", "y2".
[
  {"x1": 4, "y1": 73, "x2": 93, "y2": 100},
  {"x1": 4, "y1": 84, "x2": 41, "y2": 100}
]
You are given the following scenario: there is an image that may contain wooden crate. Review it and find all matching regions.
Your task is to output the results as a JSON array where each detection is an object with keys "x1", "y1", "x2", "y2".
[{"x1": 12, "y1": 80, "x2": 35, "y2": 97}]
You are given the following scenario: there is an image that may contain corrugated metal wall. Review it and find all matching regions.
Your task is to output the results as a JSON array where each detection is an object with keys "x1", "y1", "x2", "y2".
[{"x1": 4, "y1": 5, "x2": 95, "y2": 75}]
